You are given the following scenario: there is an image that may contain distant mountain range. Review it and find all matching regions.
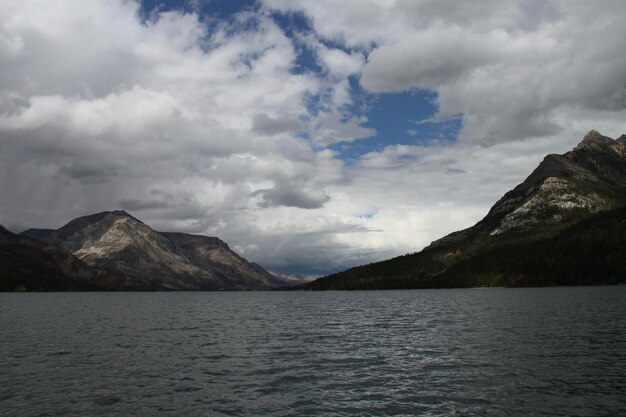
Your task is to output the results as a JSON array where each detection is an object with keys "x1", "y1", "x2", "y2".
[
  {"x1": 3, "y1": 130, "x2": 626, "y2": 291},
  {"x1": 2, "y1": 210, "x2": 286, "y2": 291},
  {"x1": 307, "y1": 130, "x2": 626, "y2": 289}
]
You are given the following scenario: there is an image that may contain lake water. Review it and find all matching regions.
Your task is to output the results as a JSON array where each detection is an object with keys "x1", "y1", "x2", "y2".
[{"x1": 1, "y1": 287, "x2": 625, "y2": 416}]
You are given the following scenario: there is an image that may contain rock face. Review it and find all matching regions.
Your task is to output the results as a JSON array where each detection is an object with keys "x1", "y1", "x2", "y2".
[
  {"x1": 0, "y1": 224, "x2": 144, "y2": 291},
  {"x1": 428, "y1": 130, "x2": 626, "y2": 248},
  {"x1": 161, "y1": 232, "x2": 278, "y2": 289},
  {"x1": 18, "y1": 211, "x2": 280, "y2": 290},
  {"x1": 307, "y1": 131, "x2": 626, "y2": 290}
]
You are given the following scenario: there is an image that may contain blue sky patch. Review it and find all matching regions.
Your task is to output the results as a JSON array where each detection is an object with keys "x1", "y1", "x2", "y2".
[{"x1": 138, "y1": 0, "x2": 462, "y2": 162}]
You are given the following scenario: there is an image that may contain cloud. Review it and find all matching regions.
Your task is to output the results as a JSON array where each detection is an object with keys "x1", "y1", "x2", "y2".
[
  {"x1": 361, "y1": 27, "x2": 506, "y2": 93},
  {"x1": 254, "y1": 187, "x2": 331, "y2": 209},
  {"x1": 312, "y1": 113, "x2": 376, "y2": 146},
  {"x1": 1, "y1": 0, "x2": 626, "y2": 277},
  {"x1": 57, "y1": 160, "x2": 122, "y2": 184},
  {"x1": 0, "y1": 2, "x2": 342, "y2": 231},
  {"x1": 118, "y1": 198, "x2": 174, "y2": 211},
  {"x1": 263, "y1": 0, "x2": 626, "y2": 144},
  {"x1": 252, "y1": 113, "x2": 306, "y2": 136},
  {"x1": 315, "y1": 43, "x2": 365, "y2": 80}
]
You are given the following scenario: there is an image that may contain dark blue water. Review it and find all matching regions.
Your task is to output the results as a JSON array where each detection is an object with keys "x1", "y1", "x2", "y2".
[{"x1": 1, "y1": 287, "x2": 625, "y2": 416}]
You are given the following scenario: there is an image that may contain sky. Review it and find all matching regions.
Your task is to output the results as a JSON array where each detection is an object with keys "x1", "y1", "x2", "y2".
[{"x1": 1, "y1": 0, "x2": 625, "y2": 277}]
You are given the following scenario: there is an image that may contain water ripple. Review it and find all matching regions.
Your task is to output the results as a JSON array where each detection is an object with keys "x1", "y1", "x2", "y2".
[{"x1": 1, "y1": 287, "x2": 625, "y2": 416}]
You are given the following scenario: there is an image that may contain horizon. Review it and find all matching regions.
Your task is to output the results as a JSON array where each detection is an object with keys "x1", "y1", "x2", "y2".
[{"x1": 1, "y1": 1, "x2": 626, "y2": 276}]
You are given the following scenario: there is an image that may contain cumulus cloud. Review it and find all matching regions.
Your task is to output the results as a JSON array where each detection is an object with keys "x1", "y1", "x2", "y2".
[
  {"x1": 314, "y1": 42, "x2": 365, "y2": 80},
  {"x1": 264, "y1": 0, "x2": 626, "y2": 144},
  {"x1": 1, "y1": 0, "x2": 626, "y2": 276},
  {"x1": 254, "y1": 187, "x2": 331, "y2": 209},
  {"x1": 0, "y1": 2, "x2": 339, "y2": 240},
  {"x1": 312, "y1": 113, "x2": 376, "y2": 146},
  {"x1": 252, "y1": 113, "x2": 307, "y2": 136}
]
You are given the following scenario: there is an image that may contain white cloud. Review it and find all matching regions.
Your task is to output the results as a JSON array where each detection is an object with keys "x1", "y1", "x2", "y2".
[
  {"x1": 311, "y1": 113, "x2": 376, "y2": 146},
  {"x1": 252, "y1": 113, "x2": 307, "y2": 136},
  {"x1": 317, "y1": 45, "x2": 364, "y2": 79},
  {"x1": 1, "y1": 0, "x2": 625, "y2": 276},
  {"x1": 264, "y1": 0, "x2": 626, "y2": 144},
  {"x1": 0, "y1": 2, "x2": 336, "y2": 229}
]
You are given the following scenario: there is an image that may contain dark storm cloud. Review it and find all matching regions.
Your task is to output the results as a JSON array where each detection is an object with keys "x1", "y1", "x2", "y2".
[
  {"x1": 118, "y1": 198, "x2": 174, "y2": 211},
  {"x1": 255, "y1": 187, "x2": 331, "y2": 209}
]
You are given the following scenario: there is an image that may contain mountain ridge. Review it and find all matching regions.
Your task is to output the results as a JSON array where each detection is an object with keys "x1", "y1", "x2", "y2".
[
  {"x1": 429, "y1": 130, "x2": 626, "y2": 248},
  {"x1": 5, "y1": 130, "x2": 626, "y2": 291},
  {"x1": 306, "y1": 130, "x2": 626, "y2": 290},
  {"x1": 1, "y1": 224, "x2": 151, "y2": 291},
  {"x1": 9, "y1": 210, "x2": 281, "y2": 291}
]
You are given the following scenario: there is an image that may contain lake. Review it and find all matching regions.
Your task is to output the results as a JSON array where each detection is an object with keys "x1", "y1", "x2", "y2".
[{"x1": 1, "y1": 287, "x2": 625, "y2": 416}]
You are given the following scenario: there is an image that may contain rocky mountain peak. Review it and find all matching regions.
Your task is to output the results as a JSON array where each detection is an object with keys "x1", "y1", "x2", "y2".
[
  {"x1": 109, "y1": 209, "x2": 132, "y2": 217},
  {"x1": 574, "y1": 130, "x2": 614, "y2": 150},
  {"x1": 84, "y1": 210, "x2": 141, "y2": 224},
  {"x1": 17, "y1": 211, "x2": 281, "y2": 290},
  {"x1": 306, "y1": 130, "x2": 626, "y2": 290},
  {"x1": 428, "y1": 130, "x2": 626, "y2": 248}
]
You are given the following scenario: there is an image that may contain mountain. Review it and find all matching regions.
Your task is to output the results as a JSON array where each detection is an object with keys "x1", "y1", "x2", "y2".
[
  {"x1": 0, "y1": 224, "x2": 146, "y2": 291},
  {"x1": 160, "y1": 232, "x2": 278, "y2": 288},
  {"x1": 307, "y1": 130, "x2": 626, "y2": 290},
  {"x1": 17, "y1": 210, "x2": 280, "y2": 290}
]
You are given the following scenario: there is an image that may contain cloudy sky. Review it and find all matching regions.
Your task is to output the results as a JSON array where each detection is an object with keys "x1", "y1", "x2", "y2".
[{"x1": 1, "y1": 0, "x2": 625, "y2": 276}]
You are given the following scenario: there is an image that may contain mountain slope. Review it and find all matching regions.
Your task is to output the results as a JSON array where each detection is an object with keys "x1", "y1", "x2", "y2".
[
  {"x1": 0, "y1": 225, "x2": 149, "y2": 291},
  {"x1": 20, "y1": 211, "x2": 279, "y2": 290},
  {"x1": 307, "y1": 131, "x2": 626, "y2": 290},
  {"x1": 162, "y1": 232, "x2": 278, "y2": 288}
]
